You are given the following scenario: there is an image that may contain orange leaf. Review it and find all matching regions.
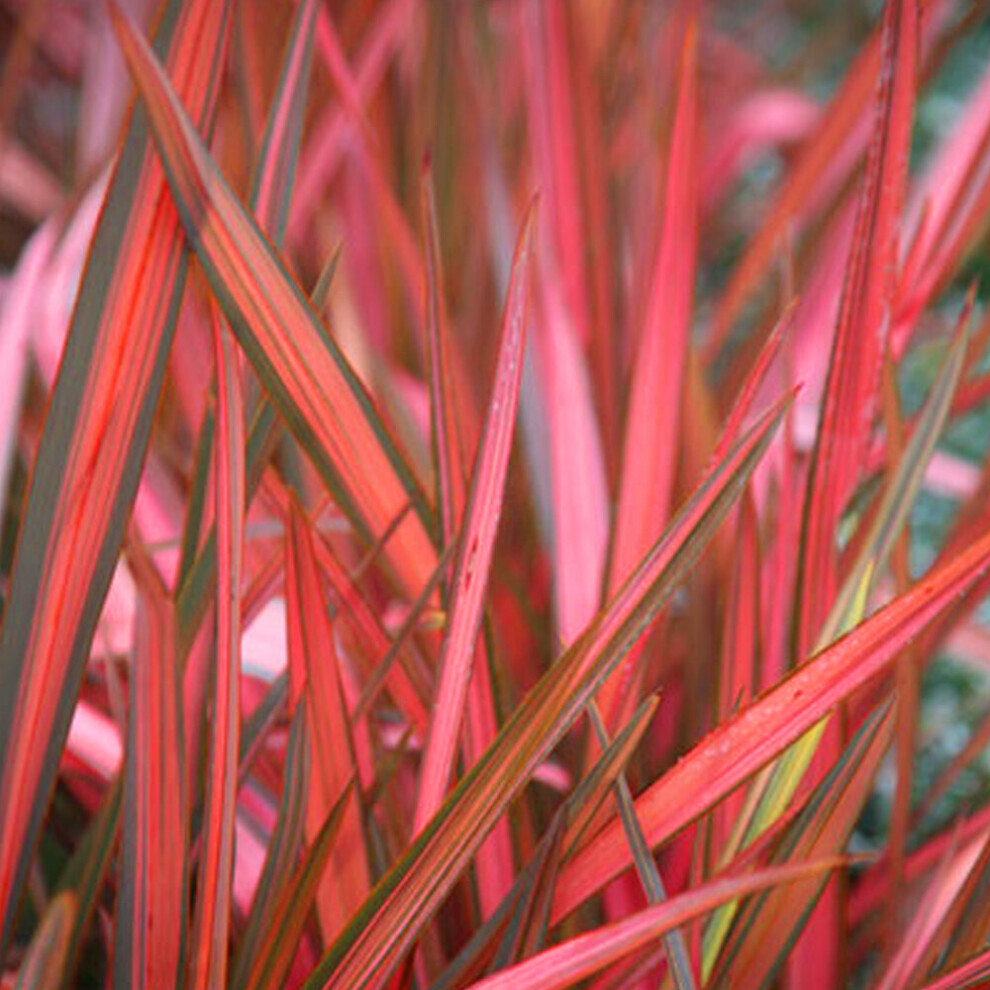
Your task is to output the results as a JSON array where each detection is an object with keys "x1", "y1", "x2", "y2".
[
  {"x1": 285, "y1": 497, "x2": 370, "y2": 943},
  {"x1": 112, "y1": 3, "x2": 437, "y2": 601},
  {"x1": 302, "y1": 394, "x2": 789, "y2": 990},
  {"x1": 413, "y1": 201, "x2": 537, "y2": 829},
  {"x1": 187, "y1": 301, "x2": 245, "y2": 990},
  {"x1": 114, "y1": 546, "x2": 186, "y2": 988},
  {"x1": 598, "y1": 17, "x2": 698, "y2": 728},
  {"x1": 470, "y1": 860, "x2": 844, "y2": 990},
  {"x1": 553, "y1": 525, "x2": 990, "y2": 922},
  {"x1": 0, "y1": 0, "x2": 232, "y2": 952},
  {"x1": 795, "y1": 0, "x2": 920, "y2": 657}
]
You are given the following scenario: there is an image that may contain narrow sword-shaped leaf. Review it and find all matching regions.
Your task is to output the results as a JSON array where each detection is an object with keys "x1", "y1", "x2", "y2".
[
  {"x1": 176, "y1": 398, "x2": 280, "y2": 651},
  {"x1": 0, "y1": 0, "x2": 231, "y2": 954},
  {"x1": 420, "y1": 166, "x2": 513, "y2": 910},
  {"x1": 312, "y1": 245, "x2": 343, "y2": 313},
  {"x1": 285, "y1": 497, "x2": 370, "y2": 942},
  {"x1": 608, "y1": 12, "x2": 698, "y2": 592},
  {"x1": 431, "y1": 701, "x2": 658, "y2": 990},
  {"x1": 588, "y1": 703, "x2": 696, "y2": 990},
  {"x1": 248, "y1": 0, "x2": 318, "y2": 242},
  {"x1": 230, "y1": 2, "x2": 264, "y2": 152},
  {"x1": 704, "y1": 0, "x2": 946, "y2": 361},
  {"x1": 553, "y1": 524, "x2": 990, "y2": 922},
  {"x1": 564, "y1": 697, "x2": 659, "y2": 856},
  {"x1": 312, "y1": 5, "x2": 376, "y2": 148},
  {"x1": 231, "y1": 704, "x2": 310, "y2": 990},
  {"x1": 186, "y1": 301, "x2": 245, "y2": 990},
  {"x1": 713, "y1": 705, "x2": 894, "y2": 987},
  {"x1": 520, "y1": 0, "x2": 591, "y2": 349},
  {"x1": 316, "y1": 531, "x2": 433, "y2": 725},
  {"x1": 173, "y1": 0, "x2": 320, "y2": 643},
  {"x1": 536, "y1": 269, "x2": 609, "y2": 648},
  {"x1": 877, "y1": 830, "x2": 990, "y2": 990},
  {"x1": 897, "y1": 62, "x2": 990, "y2": 343},
  {"x1": 489, "y1": 812, "x2": 566, "y2": 972},
  {"x1": 421, "y1": 166, "x2": 468, "y2": 560},
  {"x1": 597, "y1": 18, "x2": 698, "y2": 727},
  {"x1": 710, "y1": 7, "x2": 924, "y2": 963},
  {"x1": 112, "y1": 7, "x2": 438, "y2": 600},
  {"x1": 795, "y1": 0, "x2": 920, "y2": 659},
  {"x1": 567, "y1": 2, "x2": 619, "y2": 466},
  {"x1": 467, "y1": 861, "x2": 844, "y2": 990},
  {"x1": 703, "y1": 496, "x2": 764, "y2": 964},
  {"x1": 114, "y1": 544, "x2": 186, "y2": 989},
  {"x1": 829, "y1": 298, "x2": 971, "y2": 634},
  {"x1": 244, "y1": 783, "x2": 355, "y2": 990},
  {"x1": 741, "y1": 289, "x2": 970, "y2": 856},
  {"x1": 198, "y1": 0, "x2": 321, "y2": 616},
  {"x1": 301, "y1": 395, "x2": 789, "y2": 990},
  {"x1": 413, "y1": 202, "x2": 536, "y2": 830}
]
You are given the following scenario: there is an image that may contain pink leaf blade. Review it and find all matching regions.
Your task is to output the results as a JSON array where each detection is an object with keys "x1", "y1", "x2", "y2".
[{"x1": 413, "y1": 201, "x2": 537, "y2": 830}]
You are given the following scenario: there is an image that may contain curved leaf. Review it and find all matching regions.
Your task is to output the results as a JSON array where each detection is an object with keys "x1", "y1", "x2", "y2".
[
  {"x1": 112, "y1": 3, "x2": 437, "y2": 601},
  {"x1": 554, "y1": 524, "x2": 990, "y2": 922},
  {"x1": 301, "y1": 394, "x2": 788, "y2": 990},
  {"x1": 0, "y1": 0, "x2": 232, "y2": 954}
]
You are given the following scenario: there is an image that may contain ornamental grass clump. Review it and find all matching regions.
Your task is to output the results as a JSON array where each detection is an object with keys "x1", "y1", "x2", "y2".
[{"x1": 1, "y1": 0, "x2": 990, "y2": 987}]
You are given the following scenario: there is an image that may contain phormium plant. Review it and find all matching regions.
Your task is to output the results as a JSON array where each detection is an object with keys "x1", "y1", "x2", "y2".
[{"x1": 1, "y1": 0, "x2": 990, "y2": 987}]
